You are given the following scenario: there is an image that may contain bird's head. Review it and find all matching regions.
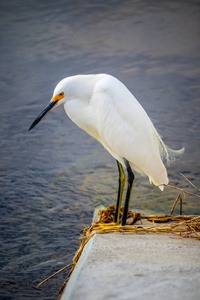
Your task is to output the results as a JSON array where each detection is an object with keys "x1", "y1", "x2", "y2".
[
  {"x1": 28, "y1": 80, "x2": 67, "y2": 131},
  {"x1": 28, "y1": 75, "x2": 94, "y2": 131}
]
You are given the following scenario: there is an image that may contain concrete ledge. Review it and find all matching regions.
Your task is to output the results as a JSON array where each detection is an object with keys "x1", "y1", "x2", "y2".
[{"x1": 60, "y1": 232, "x2": 200, "y2": 300}]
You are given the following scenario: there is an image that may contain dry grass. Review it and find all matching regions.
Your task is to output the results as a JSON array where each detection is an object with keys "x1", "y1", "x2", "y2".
[
  {"x1": 36, "y1": 179, "x2": 200, "y2": 300},
  {"x1": 57, "y1": 205, "x2": 200, "y2": 299}
]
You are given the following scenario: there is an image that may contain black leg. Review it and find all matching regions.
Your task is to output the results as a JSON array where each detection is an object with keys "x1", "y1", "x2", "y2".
[
  {"x1": 114, "y1": 161, "x2": 126, "y2": 224},
  {"x1": 121, "y1": 159, "x2": 135, "y2": 226}
]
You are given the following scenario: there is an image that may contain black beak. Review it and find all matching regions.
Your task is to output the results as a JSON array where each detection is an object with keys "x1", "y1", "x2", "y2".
[{"x1": 28, "y1": 100, "x2": 58, "y2": 131}]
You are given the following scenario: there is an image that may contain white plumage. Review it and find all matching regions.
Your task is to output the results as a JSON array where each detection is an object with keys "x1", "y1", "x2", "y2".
[
  {"x1": 53, "y1": 74, "x2": 183, "y2": 190},
  {"x1": 29, "y1": 73, "x2": 184, "y2": 225}
]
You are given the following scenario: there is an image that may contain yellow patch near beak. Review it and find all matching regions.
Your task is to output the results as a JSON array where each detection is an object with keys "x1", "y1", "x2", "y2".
[{"x1": 51, "y1": 92, "x2": 64, "y2": 102}]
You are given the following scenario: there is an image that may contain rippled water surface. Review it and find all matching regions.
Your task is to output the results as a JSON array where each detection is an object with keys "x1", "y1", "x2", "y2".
[{"x1": 0, "y1": 0, "x2": 200, "y2": 299}]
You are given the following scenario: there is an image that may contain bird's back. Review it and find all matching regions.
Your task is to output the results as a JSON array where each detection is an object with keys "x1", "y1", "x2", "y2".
[{"x1": 64, "y1": 74, "x2": 183, "y2": 189}]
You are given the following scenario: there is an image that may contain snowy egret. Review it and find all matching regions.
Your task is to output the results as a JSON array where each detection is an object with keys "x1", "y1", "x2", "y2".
[{"x1": 29, "y1": 74, "x2": 183, "y2": 225}]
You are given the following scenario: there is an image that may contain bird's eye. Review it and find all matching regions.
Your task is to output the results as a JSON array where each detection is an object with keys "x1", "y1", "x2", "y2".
[{"x1": 60, "y1": 93, "x2": 63, "y2": 96}]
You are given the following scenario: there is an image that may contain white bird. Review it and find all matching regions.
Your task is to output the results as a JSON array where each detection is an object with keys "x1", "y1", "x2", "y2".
[{"x1": 29, "y1": 74, "x2": 184, "y2": 225}]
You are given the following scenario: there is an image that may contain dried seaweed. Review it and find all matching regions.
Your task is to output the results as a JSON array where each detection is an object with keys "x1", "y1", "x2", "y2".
[
  {"x1": 57, "y1": 206, "x2": 200, "y2": 299},
  {"x1": 36, "y1": 179, "x2": 200, "y2": 299}
]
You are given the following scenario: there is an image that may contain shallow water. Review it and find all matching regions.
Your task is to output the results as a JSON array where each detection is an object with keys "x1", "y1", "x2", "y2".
[{"x1": 0, "y1": 0, "x2": 200, "y2": 299}]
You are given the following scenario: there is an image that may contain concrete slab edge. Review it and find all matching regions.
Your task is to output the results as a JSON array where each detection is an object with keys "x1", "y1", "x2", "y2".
[{"x1": 60, "y1": 234, "x2": 96, "y2": 300}]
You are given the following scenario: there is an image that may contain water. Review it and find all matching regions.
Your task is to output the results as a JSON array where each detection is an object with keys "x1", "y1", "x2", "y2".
[{"x1": 0, "y1": 0, "x2": 199, "y2": 299}]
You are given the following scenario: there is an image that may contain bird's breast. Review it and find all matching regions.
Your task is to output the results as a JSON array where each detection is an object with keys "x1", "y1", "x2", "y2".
[{"x1": 64, "y1": 99, "x2": 100, "y2": 140}]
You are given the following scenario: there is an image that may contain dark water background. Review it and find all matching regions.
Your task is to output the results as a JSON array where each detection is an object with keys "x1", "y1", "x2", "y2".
[{"x1": 0, "y1": 0, "x2": 199, "y2": 299}]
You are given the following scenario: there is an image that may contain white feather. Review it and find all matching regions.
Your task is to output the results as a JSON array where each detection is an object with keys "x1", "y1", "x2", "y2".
[{"x1": 52, "y1": 74, "x2": 184, "y2": 190}]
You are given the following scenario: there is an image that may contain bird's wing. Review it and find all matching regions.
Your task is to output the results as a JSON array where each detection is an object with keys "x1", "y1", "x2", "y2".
[{"x1": 91, "y1": 75, "x2": 168, "y2": 186}]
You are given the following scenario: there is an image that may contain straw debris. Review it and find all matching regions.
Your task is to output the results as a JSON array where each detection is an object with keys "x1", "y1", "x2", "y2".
[
  {"x1": 57, "y1": 204, "x2": 199, "y2": 299},
  {"x1": 36, "y1": 180, "x2": 200, "y2": 300}
]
